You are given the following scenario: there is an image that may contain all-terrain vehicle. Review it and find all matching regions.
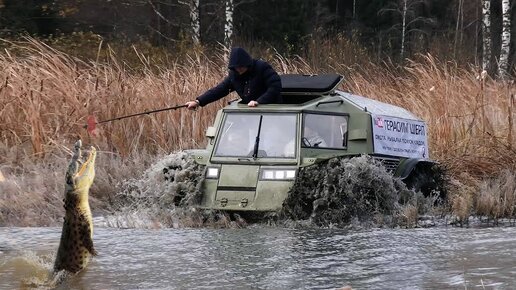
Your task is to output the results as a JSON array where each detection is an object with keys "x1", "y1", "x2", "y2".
[{"x1": 187, "y1": 74, "x2": 444, "y2": 212}]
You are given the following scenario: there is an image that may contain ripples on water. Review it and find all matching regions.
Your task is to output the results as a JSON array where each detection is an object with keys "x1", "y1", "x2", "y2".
[
  {"x1": 2, "y1": 147, "x2": 512, "y2": 289},
  {"x1": 1, "y1": 226, "x2": 516, "y2": 289}
]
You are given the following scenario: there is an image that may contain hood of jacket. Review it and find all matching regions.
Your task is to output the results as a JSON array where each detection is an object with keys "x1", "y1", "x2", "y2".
[{"x1": 228, "y1": 47, "x2": 253, "y2": 69}]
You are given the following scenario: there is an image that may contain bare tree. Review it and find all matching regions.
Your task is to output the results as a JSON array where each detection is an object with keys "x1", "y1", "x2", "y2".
[
  {"x1": 498, "y1": 0, "x2": 510, "y2": 78},
  {"x1": 179, "y1": 0, "x2": 201, "y2": 44},
  {"x1": 353, "y1": 0, "x2": 356, "y2": 19},
  {"x1": 400, "y1": 0, "x2": 408, "y2": 59},
  {"x1": 379, "y1": 0, "x2": 434, "y2": 60},
  {"x1": 454, "y1": 0, "x2": 464, "y2": 58},
  {"x1": 224, "y1": 0, "x2": 233, "y2": 48},
  {"x1": 482, "y1": 0, "x2": 491, "y2": 72},
  {"x1": 142, "y1": 0, "x2": 185, "y2": 43}
]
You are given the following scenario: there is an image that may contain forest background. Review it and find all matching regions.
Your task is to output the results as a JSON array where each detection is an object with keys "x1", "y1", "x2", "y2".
[
  {"x1": 0, "y1": 0, "x2": 515, "y2": 71},
  {"x1": 0, "y1": 0, "x2": 514, "y2": 226}
]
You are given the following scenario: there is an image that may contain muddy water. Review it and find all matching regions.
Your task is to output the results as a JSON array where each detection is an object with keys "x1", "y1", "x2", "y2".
[{"x1": 1, "y1": 226, "x2": 516, "y2": 289}]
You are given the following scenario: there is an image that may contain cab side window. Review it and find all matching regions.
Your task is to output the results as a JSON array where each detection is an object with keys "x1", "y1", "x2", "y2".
[{"x1": 302, "y1": 114, "x2": 348, "y2": 149}]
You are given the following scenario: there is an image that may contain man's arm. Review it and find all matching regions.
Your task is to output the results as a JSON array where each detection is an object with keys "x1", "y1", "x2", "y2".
[
  {"x1": 196, "y1": 77, "x2": 233, "y2": 106},
  {"x1": 256, "y1": 62, "x2": 282, "y2": 104}
]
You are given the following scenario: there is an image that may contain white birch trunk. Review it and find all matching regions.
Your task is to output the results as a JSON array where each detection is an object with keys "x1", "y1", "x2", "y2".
[
  {"x1": 498, "y1": 0, "x2": 511, "y2": 78},
  {"x1": 482, "y1": 0, "x2": 492, "y2": 72},
  {"x1": 400, "y1": 0, "x2": 407, "y2": 59},
  {"x1": 190, "y1": 0, "x2": 200, "y2": 44},
  {"x1": 224, "y1": 0, "x2": 234, "y2": 48},
  {"x1": 179, "y1": 0, "x2": 201, "y2": 44}
]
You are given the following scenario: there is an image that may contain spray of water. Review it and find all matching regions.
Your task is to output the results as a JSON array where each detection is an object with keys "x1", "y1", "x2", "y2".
[
  {"x1": 104, "y1": 153, "x2": 442, "y2": 229},
  {"x1": 0, "y1": 250, "x2": 67, "y2": 289},
  {"x1": 103, "y1": 151, "x2": 205, "y2": 228},
  {"x1": 280, "y1": 155, "x2": 431, "y2": 227}
]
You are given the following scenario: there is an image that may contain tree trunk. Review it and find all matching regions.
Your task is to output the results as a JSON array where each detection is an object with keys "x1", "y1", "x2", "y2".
[
  {"x1": 498, "y1": 0, "x2": 511, "y2": 78},
  {"x1": 190, "y1": 0, "x2": 200, "y2": 44},
  {"x1": 401, "y1": 0, "x2": 407, "y2": 60},
  {"x1": 179, "y1": 0, "x2": 200, "y2": 44},
  {"x1": 482, "y1": 0, "x2": 492, "y2": 72},
  {"x1": 454, "y1": 0, "x2": 464, "y2": 58},
  {"x1": 224, "y1": 0, "x2": 234, "y2": 48},
  {"x1": 353, "y1": 0, "x2": 356, "y2": 19}
]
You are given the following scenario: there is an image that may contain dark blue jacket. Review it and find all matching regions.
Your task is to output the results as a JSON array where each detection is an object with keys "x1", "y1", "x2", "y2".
[{"x1": 197, "y1": 47, "x2": 282, "y2": 106}]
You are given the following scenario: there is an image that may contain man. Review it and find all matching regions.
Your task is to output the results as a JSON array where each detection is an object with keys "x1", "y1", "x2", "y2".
[{"x1": 186, "y1": 47, "x2": 282, "y2": 109}]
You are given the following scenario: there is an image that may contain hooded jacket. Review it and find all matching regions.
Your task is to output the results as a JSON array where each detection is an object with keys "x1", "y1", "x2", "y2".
[{"x1": 196, "y1": 47, "x2": 282, "y2": 106}]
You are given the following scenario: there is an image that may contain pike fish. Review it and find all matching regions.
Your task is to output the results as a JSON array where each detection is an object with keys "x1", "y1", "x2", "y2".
[{"x1": 54, "y1": 140, "x2": 98, "y2": 273}]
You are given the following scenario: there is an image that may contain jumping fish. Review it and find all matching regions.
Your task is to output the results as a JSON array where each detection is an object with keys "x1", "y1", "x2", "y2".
[{"x1": 54, "y1": 140, "x2": 98, "y2": 273}]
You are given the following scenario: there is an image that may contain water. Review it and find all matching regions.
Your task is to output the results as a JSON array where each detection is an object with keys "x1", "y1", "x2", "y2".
[{"x1": 1, "y1": 226, "x2": 516, "y2": 289}]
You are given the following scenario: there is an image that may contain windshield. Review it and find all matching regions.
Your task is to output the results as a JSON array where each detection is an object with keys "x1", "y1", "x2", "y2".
[{"x1": 214, "y1": 113, "x2": 297, "y2": 158}]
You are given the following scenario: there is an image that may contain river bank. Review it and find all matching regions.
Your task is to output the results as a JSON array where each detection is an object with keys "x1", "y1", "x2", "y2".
[
  {"x1": 0, "y1": 39, "x2": 515, "y2": 228},
  {"x1": 1, "y1": 151, "x2": 514, "y2": 229}
]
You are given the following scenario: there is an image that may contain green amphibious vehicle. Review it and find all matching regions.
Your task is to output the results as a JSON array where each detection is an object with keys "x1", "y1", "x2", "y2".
[{"x1": 188, "y1": 74, "x2": 443, "y2": 212}]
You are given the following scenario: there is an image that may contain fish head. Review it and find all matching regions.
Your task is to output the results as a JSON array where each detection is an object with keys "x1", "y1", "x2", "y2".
[{"x1": 65, "y1": 140, "x2": 97, "y2": 194}]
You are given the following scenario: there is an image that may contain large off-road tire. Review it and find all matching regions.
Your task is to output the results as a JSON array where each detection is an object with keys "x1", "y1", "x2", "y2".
[
  {"x1": 281, "y1": 156, "x2": 402, "y2": 226},
  {"x1": 403, "y1": 163, "x2": 448, "y2": 202}
]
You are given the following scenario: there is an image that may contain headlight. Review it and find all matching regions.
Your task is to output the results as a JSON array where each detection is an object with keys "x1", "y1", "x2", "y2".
[
  {"x1": 285, "y1": 170, "x2": 296, "y2": 179},
  {"x1": 206, "y1": 167, "x2": 220, "y2": 179},
  {"x1": 261, "y1": 169, "x2": 296, "y2": 180},
  {"x1": 263, "y1": 170, "x2": 274, "y2": 179}
]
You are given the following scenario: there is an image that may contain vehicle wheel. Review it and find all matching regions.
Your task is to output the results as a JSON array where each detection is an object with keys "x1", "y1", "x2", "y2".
[{"x1": 403, "y1": 163, "x2": 447, "y2": 202}]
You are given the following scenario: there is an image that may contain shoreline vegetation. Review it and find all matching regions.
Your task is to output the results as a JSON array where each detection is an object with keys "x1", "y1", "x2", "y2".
[{"x1": 0, "y1": 37, "x2": 515, "y2": 227}]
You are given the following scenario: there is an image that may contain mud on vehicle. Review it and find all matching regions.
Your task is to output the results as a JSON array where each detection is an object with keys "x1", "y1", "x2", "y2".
[{"x1": 186, "y1": 74, "x2": 446, "y2": 213}]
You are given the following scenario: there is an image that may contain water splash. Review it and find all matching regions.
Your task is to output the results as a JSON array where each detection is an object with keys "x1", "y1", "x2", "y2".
[
  {"x1": 280, "y1": 155, "x2": 421, "y2": 227},
  {"x1": 104, "y1": 151, "x2": 237, "y2": 228},
  {"x1": 104, "y1": 153, "x2": 440, "y2": 229},
  {"x1": 113, "y1": 151, "x2": 204, "y2": 207},
  {"x1": 0, "y1": 250, "x2": 67, "y2": 289}
]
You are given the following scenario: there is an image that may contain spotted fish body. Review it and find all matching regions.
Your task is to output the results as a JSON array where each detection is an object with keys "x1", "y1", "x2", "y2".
[{"x1": 54, "y1": 140, "x2": 97, "y2": 273}]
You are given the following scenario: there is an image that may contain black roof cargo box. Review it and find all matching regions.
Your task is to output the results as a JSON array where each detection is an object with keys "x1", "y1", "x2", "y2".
[{"x1": 280, "y1": 74, "x2": 343, "y2": 94}]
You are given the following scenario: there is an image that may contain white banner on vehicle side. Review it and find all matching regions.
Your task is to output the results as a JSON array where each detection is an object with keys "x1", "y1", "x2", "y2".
[{"x1": 371, "y1": 114, "x2": 429, "y2": 159}]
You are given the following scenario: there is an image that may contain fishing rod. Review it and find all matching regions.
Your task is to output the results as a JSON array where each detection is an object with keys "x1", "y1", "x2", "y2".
[{"x1": 85, "y1": 104, "x2": 188, "y2": 135}]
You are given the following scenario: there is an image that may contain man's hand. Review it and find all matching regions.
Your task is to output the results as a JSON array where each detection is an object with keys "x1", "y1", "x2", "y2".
[
  {"x1": 248, "y1": 100, "x2": 259, "y2": 107},
  {"x1": 186, "y1": 100, "x2": 200, "y2": 110}
]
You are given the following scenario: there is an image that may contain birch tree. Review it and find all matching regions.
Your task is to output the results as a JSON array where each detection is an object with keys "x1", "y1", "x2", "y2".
[
  {"x1": 379, "y1": 0, "x2": 433, "y2": 60},
  {"x1": 400, "y1": 0, "x2": 407, "y2": 59},
  {"x1": 482, "y1": 0, "x2": 491, "y2": 72},
  {"x1": 179, "y1": 0, "x2": 200, "y2": 44},
  {"x1": 498, "y1": 0, "x2": 510, "y2": 78},
  {"x1": 224, "y1": 0, "x2": 234, "y2": 48}
]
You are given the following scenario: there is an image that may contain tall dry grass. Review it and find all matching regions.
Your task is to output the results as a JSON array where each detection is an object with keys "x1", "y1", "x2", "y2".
[
  {"x1": 0, "y1": 38, "x2": 227, "y2": 225},
  {"x1": 0, "y1": 37, "x2": 515, "y2": 226},
  {"x1": 344, "y1": 55, "x2": 515, "y2": 178},
  {"x1": 0, "y1": 38, "x2": 225, "y2": 161},
  {"x1": 475, "y1": 170, "x2": 516, "y2": 224}
]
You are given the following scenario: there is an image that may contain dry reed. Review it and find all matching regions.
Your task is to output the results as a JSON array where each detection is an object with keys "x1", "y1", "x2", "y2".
[
  {"x1": 475, "y1": 170, "x2": 516, "y2": 224},
  {"x1": 344, "y1": 54, "x2": 515, "y2": 179},
  {"x1": 0, "y1": 37, "x2": 515, "y2": 226}
]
